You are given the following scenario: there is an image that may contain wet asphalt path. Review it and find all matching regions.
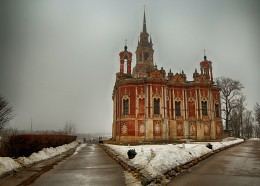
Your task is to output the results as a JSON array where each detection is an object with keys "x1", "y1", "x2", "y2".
[
  {"x1": 168, "y1": 140, "x2": 260, "y2": 186},
  {"x1": 30, "y1": 143, "x2": 125, "y2": 186}
]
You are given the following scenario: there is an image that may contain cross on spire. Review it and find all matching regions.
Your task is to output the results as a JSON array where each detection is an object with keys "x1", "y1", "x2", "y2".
[
  {"x1": 124, "y1": 39, "x2": 128, "y2": 51},
  {"x1": 203, "y1": 49, "x2": 207, "y2": 61}
]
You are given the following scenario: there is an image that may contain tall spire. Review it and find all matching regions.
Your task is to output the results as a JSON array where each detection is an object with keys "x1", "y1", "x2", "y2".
[
  {"x1": 133, "y1": 7, "x2": 154, "y2": 78},
  {"x1": 143, "y1": 7, "x2": 147, "y2": 33}
]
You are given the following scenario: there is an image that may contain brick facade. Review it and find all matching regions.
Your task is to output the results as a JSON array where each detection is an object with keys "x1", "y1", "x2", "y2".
[{"x1": 112, "y1": 11, "x2": 223, "y2": 141}]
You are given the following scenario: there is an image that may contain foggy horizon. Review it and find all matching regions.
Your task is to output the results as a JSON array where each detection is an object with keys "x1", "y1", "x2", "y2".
[{"x1": 0, "y1": 0, "x2": 259, "y2": 134}]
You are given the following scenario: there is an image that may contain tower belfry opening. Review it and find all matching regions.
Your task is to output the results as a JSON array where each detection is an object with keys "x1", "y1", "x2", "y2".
[{"x1": 132, "y1": 9, "x2": 154, "y2": 78}]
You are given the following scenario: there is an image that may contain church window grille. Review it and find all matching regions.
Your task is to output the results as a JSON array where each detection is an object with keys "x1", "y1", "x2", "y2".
[
  {"x1": 202, "y1": 101, "x2": 208, "y2": 116},
  {"x1": 175, "y1": 101, "x2": 181, "y2": 116},
  {"x1": 154, "y1": 98, "x2": 160, "y2": 114},
  {"x1": 123, "y1": 99, "x2": 129, "y2": 115}
]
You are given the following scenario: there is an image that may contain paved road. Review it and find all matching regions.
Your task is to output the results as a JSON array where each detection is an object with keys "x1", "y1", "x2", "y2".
[
  {"x1": 168, "y1": 140, "x2": 260, "y2": 186},
  {"x1": 29, "y1": 143, "x2": 125, "y2": 186}
]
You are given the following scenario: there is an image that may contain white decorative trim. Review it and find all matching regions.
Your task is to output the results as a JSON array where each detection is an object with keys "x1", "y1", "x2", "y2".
[
  {"x1": 139, "y1": 124, "x2": 145, "y2": 134},
  {"x1": 122, "y1": 94, "x2": 130, "y2": 100},
  {"x1": 201, "y1": 97, "x2": 208, "y2": 102},
  {"x1": 121, "y1": 122, "x2": 128, "y2": 135}
]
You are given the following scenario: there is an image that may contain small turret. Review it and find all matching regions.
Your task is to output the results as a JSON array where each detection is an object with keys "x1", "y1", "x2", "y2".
[
  {"x1": 150, "y1": 34, "x2": 153, "y2": 44},
  {"x1": 200, "y1": 50, "x2": 213, "y2": 81},
  {"x1": 119, "y1": 44, "x2": 133, "y2": 75},
  {"x1": 193, "y1": 68, "x2": 199, "y2": 79}
]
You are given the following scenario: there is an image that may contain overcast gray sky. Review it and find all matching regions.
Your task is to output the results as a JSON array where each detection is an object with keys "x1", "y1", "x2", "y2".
[{"x1": 0, "y1": 0, "x2": 259, "y2": 134}]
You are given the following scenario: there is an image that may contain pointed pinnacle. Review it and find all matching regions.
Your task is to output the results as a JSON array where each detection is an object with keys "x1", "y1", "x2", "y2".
[{"x1": 143, "y1": 9, "x2": 147, "y2": 33}]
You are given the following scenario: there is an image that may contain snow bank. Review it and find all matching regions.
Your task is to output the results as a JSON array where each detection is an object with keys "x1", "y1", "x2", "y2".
[
  {"x1": 105, "y1": 138, "x2": 243, "y2": 178},
  {"x1": 210, "y1": 138, "x2": 244, "y2": 150},
  {"x1": 0, "y1": 141, "x2": 79, "y2": 177},
  {"x1": 16, "y1": 141, "x2": 79, "y2": 166},
  {"x1": 145, "y1": 145, "x2": 211, "y2": 177},
  {"x1": 248, "y1": 138, "x2": 260, "y2": 141},
  {"x1": 106, "y1": 144, "x2": 211, "y2": 177},
  {"x1": 0, "y1": 157, "x2": 21, "y2": 176}
]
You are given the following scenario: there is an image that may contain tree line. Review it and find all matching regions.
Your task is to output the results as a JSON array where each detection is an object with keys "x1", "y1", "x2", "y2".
[
  {"x1": 1, "y1": 76, "x2": 259, "y2": 139},
  {"x1": 216, "y1": 77, "x2": 260, "y2": 138}
]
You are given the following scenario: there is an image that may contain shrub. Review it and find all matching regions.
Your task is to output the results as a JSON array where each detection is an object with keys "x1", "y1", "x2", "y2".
[
  {"x1": 1, "y1": 134, "x2": 77, "y2": 158},
  {"x1": 206, "y1": 143, "x2": 213, "y2": 149},
  {"x1": 127, "y1": 149, "x2": 137, "y2": 159}
]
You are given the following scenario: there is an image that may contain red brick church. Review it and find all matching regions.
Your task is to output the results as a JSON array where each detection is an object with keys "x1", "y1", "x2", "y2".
[{"x1": 112, "y1": 11, "x2": 223, "y2": 141}]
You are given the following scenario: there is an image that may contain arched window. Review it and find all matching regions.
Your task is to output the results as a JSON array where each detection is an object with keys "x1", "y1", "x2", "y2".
[
  {"x1": 202, "y1": 101, "x2": 207, "y2": 116},
  {"x1": 124, "y1": 59, "x2": 127, "y2": 73},
  {"x1": 175, "y1": 101, "x2": 181, "y2": 116},
  {"x1": 123, "y1": 99, "x2": 129, "y2": 115},
  {"x1": 154, "y1": 98, "x2": 160, "y2": 114}
]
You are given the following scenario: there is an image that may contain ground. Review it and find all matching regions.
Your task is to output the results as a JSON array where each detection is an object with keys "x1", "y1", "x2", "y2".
[
  {"x1": 0, "y1": 138, "x2": 258, "y2": 185},
  {"x1": 168, "y1": 140, "x2": 260, "y2": 186}
]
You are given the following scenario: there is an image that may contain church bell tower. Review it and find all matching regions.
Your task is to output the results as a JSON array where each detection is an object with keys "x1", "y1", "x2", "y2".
[
  {"x1": 119, "y1": 45, "x2": 133, "y2": 75},
  {"x1": 200, "y1": 51, "x2": 213, "y2": 82},
  {"x1": 132, "y1": 10, "x2": 154, "y2": 78}
]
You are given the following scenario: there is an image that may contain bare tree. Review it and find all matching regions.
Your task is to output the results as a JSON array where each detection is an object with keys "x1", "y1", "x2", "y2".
[
  {"x1": 237, "y1": 96, "x2": 246, "y2": 137},
  {"x1": 64, "y1": 121, "x2": 76, "y2": 135},
  {"x1": 243, "y1": 110, "x2": 254, "y2": 139},
  {"x1": 254, "y1": 102, "x2": 260, "y2": 137},
  {"x1": 0, "y1": 96, "x2": 14, "y2": 131},
  {"x1": 229, "y1": 96, "x2": 246, "y2": 137},
  {"x1": 216, "y1": 77, "x2": 244, "y2": 130}
]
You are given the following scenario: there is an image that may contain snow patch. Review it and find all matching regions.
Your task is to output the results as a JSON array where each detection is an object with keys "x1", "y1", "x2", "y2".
[
  {"x1": 0, "y1": 141, "x2": 79, "y2": 177},
  {"x1": 73, "y1": 143, "x2": 87, "y2": 155},
  {"x1": 210, "y1": 138, "x2": 244, "y2": 150},
  {"x1": 0, "y1": 157, "x2": 21, "y2": 176},
  {"x1": 248, "y1": 138, "x2": 260, "y2": 141},
  {"x1": 105, "y1": 138, "x2": 243, "y2": 179}
]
